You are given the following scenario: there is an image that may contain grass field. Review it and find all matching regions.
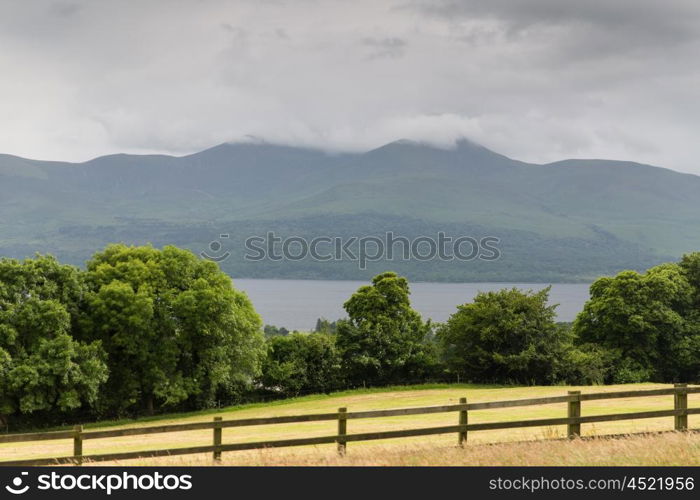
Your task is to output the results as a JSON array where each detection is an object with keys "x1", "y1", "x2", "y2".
[
  {"x1": 1, "y1": 383, "x2": 698, "y2": 465},
  {"x1": 116, "y1": 432, "x2": 700, "y2": 466}
]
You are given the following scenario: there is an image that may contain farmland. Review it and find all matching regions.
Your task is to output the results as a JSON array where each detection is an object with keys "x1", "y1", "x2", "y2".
[{"x1": 1, "y1": 383, "x2": 698, "y2": 465}]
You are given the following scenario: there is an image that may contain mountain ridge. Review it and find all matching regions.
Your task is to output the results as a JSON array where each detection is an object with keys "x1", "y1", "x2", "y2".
[
  {"x1": 5, "y1": 137, "x2": 694, "y2": 176},
  {"x1": 1, "y1": 139, "x2": 697, "y2": 282}
]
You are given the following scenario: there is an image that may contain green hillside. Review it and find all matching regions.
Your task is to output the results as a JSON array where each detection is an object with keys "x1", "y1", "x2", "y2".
[{"x1": 1, "y1": 139, "x2": 698, "y2": 281}]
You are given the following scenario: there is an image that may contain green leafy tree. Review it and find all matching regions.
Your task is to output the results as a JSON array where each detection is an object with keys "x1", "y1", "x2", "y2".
[
  {"x1": 673, "y1": 253, "x2": 700, "y2": 381},
  {"x1": 0, "y1": 255, "x2": 107, "y2": 428},
  {"x1": 436, "y1": 287, "x2": 581, "y2": 384},
  {"x1": 79, "y1": 244, "x2": 265, "y2": 415},
  {"x1": 680, "y1": 252, "x2": 700, "y2": 308},
  {"x1": 261, "y1": 332, "x2": 343, "y2": 396},
  {"x1": 573, "y1": 264, "x2": 693, "y2": 382},
  {"x1": 314, "y1": 318, "x2": 338, "y2": 335},
  {"x1": 336, "y1": 272, "x2": 436, "y2": 385},
  {"x1": 264, "y1": 325, "x2": 290, "y2": 338}
]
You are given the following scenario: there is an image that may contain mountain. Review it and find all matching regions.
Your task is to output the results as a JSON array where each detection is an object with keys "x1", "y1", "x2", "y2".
[{"x1": 1, "y1": 139, "x2": 698, "y2": 282}]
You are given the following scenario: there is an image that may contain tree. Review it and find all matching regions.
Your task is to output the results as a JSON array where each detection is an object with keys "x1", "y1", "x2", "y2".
[
  {"x1": 79, "y1": 244, "x2": 265, "y2": 415},
  {"x1": 264, "y1": 325, "x2": 290, "y2": 338},
  {"x1": 314, "y1": 318, "x2": 338, "y2": 335},
  {"x1": 0, "y1": 255, "x2": 107, "y2": 428},
  {"x1": 680, "y1": 252, "x2": 700, "y2": 309},
  {"x1": 261, "y1": 332, "x2": 343, "y2": 396},
  {"x1": 336, "y1": 272, "x2": 436, "y2": 385},
  {"x1": 436, "y1": 287, "x2": 579, "y2": 384},
  {"x1": 573, "y1": 264, "x2": 694, "y2": 382}
]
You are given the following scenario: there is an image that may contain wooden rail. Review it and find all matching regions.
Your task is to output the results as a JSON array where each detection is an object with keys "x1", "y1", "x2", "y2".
[{"x1": 1, "y1": 384, "x2": 698, "y2": 466}]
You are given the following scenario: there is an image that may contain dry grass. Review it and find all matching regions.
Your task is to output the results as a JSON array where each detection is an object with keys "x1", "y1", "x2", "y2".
[
  {"x1": 94, "y1": 432, "x2": 700, "y2": 466},
  {"x1": 1, "y1": 383, "x2": 698, "y2": 465}
]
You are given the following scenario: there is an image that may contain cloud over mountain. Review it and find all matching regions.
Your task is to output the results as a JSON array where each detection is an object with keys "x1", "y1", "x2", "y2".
[{"x1": 0, "y1": 0, "x2": 699, "y2": 174}]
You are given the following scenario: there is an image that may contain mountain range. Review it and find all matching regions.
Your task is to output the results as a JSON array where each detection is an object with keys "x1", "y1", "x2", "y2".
[{"x1": 1, "y1": 138, "x2": 698, "y2": 282}]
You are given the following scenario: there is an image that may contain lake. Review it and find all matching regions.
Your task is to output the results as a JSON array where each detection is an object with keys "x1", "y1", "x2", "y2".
[{"x1": 234, "y1": 279, "x2": 591, "y2": 331}]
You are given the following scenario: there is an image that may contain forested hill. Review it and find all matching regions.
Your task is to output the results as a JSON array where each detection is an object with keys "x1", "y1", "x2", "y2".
[{"x1": 2, "y1": 138, "x2": 699, "y2": 282}]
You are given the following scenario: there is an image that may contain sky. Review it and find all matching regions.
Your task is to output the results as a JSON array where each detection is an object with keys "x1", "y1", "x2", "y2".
[{"x1": 1, "y1": 0, "x2": 699, "y2": 174}]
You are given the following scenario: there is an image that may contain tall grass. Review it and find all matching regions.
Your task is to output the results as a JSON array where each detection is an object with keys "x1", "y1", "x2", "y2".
[
  {"x1": 3, "y1": 383, "x2": 697, "y2": 464},
  {"x1": 92, "y1": 432, "x2": 700, "y2": 466}
]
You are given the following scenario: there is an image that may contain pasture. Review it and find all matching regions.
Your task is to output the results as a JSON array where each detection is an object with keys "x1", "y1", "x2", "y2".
[
  {"x1": 120, "y1": 431, "x2": 700, "y2": 467},
  {"x1": 1, "y1": 383, "x2": 698, "y2": 465}
]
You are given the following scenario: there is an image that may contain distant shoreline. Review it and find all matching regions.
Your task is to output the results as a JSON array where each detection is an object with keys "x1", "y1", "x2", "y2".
[{"x1": 234, "y1": 279, "x2": 591, "y2": 331}]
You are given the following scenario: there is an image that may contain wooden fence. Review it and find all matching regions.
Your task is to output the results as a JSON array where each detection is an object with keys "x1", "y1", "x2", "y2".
[{"x1": 1, "y1": 384, "x2": 699, "y2": 466}]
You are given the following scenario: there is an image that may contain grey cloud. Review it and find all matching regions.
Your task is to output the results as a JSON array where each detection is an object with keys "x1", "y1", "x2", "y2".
[
  {"x1": 48, "y1": 2, "x2": 82, "y2": 17},
  {"x1": 413, "y1": 0, "x2": 700, "y2": 65},
  {"x1": 362, "y1": 37, "x2": 407, "y2": 59},
  {"x1": 0, "y1": 0, "x2": 698, "y2": 175},
  {"x1": 413, "y1": 0, "x2": 700, "y2": 38}
]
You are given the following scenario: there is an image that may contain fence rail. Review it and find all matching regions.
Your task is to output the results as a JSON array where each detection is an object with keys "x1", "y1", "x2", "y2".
[{"x1": 1, "y1": 384, "x2": 698, "y2": 466}]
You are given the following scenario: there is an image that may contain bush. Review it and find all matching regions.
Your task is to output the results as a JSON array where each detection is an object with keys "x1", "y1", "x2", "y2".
[
  {"x1": 261, "y1": 332, "x2": 343, "y2": 396},
  {"x1": 560, "y1": 343, "x2": 614, "y2": 385},
  {"x1": 573, "y1": 263, "x2": 695, "y2": 382},
  {"x1": 436, "y1": 287, "x2": 580, "y2": 385}
]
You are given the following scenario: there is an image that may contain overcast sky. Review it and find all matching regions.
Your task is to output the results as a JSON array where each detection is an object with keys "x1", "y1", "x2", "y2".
[{"x1": 1, "y1": 0, "x2": 699, "y2": 173}]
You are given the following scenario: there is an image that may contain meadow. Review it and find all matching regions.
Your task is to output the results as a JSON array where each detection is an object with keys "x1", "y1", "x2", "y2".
[
  {"x1": 118, "y1": 432, "x2": 700, "y2": 467},
  {"x1": 1, "y1": 383, "x2": 698, "y2": 466}
]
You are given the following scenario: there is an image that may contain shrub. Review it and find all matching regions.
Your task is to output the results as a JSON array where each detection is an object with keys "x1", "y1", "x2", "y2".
[{"x1": 261, "y1": 332, "x2": 343, "y2": 396}]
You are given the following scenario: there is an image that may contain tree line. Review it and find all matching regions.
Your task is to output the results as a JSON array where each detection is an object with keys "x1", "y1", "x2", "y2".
[
  {"x1": 0, "y1": 245, "x2": 264, "y2": 429},
  {"x1": 1, "y1": 244, "x2": 700, "y2": 430}
]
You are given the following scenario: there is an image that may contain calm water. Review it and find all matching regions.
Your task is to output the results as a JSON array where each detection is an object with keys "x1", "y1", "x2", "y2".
[{"x1": 234, "y1": 279, "x2": 591, "y2": 331}]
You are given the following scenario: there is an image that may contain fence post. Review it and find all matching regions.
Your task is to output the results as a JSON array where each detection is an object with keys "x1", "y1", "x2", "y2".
[
  {"x1": 73, "y1": 425, "x2": 83, "y2": 465},
  {"x1": 567, "y1": 391, "x2": 581, "y2": 438},
  {"x1": 337, "y1": 407, "x2": 347, "y2": 456},
  {"x1": 213, "y1": 416, "x2": 223, "y2": 461},
  {"x1": 458, "y1": 397, "x2": 468, "y2": 447},
  {"x1": 674, "y1": 383, "x2": 688, "y2": 431}
]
